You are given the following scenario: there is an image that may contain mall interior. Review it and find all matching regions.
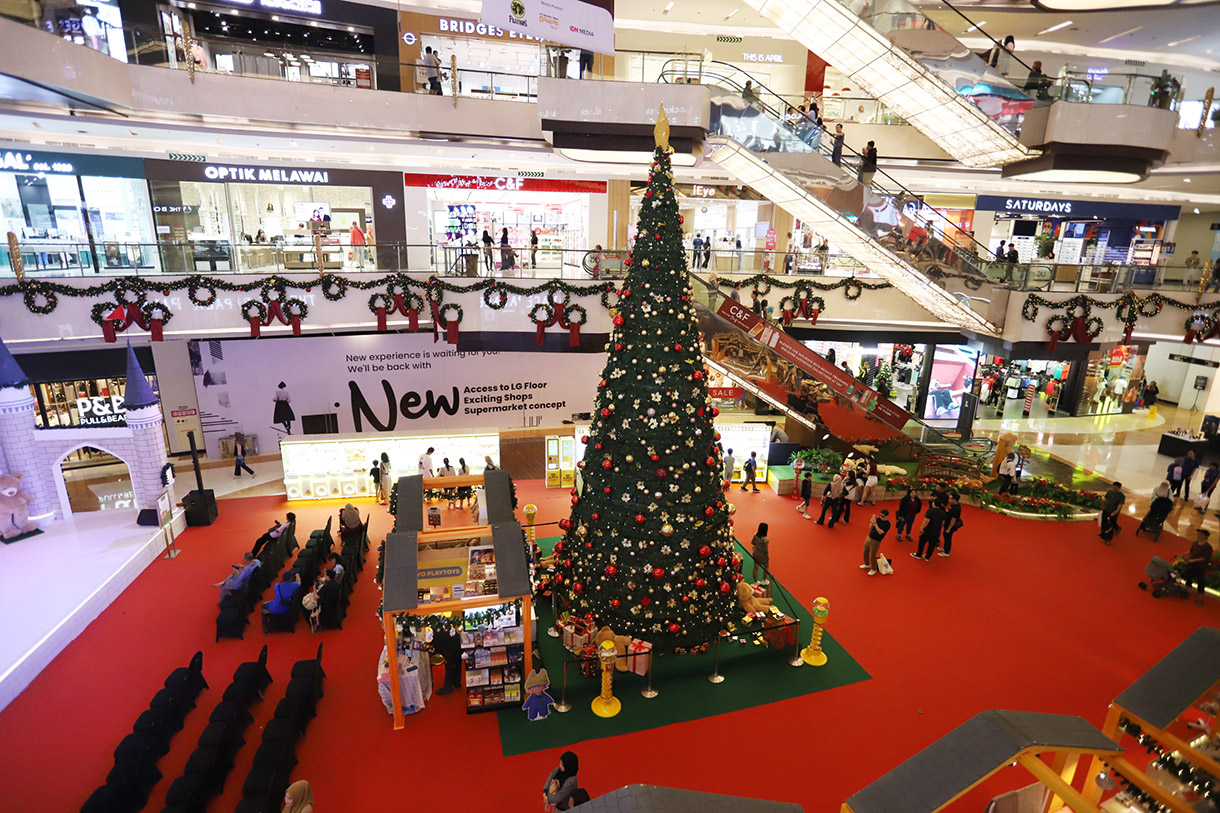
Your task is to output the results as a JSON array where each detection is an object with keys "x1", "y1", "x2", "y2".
[{"x1": 1, "y1": 0, "x2": 1219, "y2": 810}]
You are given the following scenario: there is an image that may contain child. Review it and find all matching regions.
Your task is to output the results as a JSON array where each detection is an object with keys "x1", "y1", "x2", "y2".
[{"x1": 796, "y1": 472, "x2": 813, "y2": 519}]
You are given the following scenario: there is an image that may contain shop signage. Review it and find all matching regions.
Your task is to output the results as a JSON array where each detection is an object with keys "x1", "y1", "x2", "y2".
[
  {"x1": 154, "y1": 205, "x2": 195, "y2": 214},
  {"x1": 403, "y1": 172, "x2": 606, "y2": 193},
  {"x1": 975, "y1": 194, "x2": 1181, "y2": 223},
  {"x1": 221, "y1": 0, "x2": 323, "y2": 16},
  {"x1": 742, "y1": 53, "x2": 783, "y2": 63},
  {"x1": 708, "y1": 386, "x2": 743, "y2": 399},
  {"x1": 434, "y1": 17, "x2": 539, "y2": 40},
  {"x1": 381, "y1": 194, "x2": 397, "y2": 209},
  {"x1": 76, "y1": 394, "x2": 127, "y2": 428},
  {"x1": 716, "y1": 35, "x2": 743, "y2": 43},
  {"x1": 203, "y1": 164, "x2": 330, "y2": 183},
  {"x1": 691, "y1": 184, "x2": 716, "y2": 198},
  {"x1": 1, "y1": 150, "x2": 74, "y2": 174},
  {"x1": 479, "y1": 0, "x2": 615, "y2": 56},
  {"x1": 715, "y1": 300, "x2": 911, "y2": 430},
  {"x1": 1168, "y1": 354, "x2": 1220, "y2": 369}
]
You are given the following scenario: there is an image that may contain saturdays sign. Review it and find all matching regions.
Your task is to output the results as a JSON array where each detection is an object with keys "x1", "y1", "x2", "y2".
[{"x1": 715, "y1": 299, "x2": 911, "y2": 430}]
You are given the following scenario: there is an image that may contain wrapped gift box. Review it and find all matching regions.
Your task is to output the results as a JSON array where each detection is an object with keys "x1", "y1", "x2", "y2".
[
  {"x1": 561, "y1": 618, "x2": 594, "y2": 650},
  {"x1": 761, "y1": 615, "x2": 796, "y2": 650},
  {"x1": 624, "y1": 638, "x2": 653, "y2": 675}
]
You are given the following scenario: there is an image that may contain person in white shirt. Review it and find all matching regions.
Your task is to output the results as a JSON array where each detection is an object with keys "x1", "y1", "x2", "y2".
[
  {"x1": 419, "y1": 447, "x2": 435, "y2": 477},
  {"x1": 424, "y1": 46, "x2": 443, "y2": 95},
  {"x1": 722, "y1": 448, "x2": 736, "y2": 487},
  {"x1": 251, "y1": 513, "x2": 295, "y2": 557},
  {"x1": 439, "y1": 458, "x2": 458, "y2": 508}
]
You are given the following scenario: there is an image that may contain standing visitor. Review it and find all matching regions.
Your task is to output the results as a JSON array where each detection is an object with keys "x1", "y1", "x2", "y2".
[
  {"x1": 500, "y1": 227, "x2": 512, "y2": 270},
  {"x1": 723, "y1": 448, "x2": 736, "y2": 488},
  {"x1": 691, "y1": 232, "x2": 702, "y2": 268},
  {"x1": 482, "y1": 229, "x2": 494, "y2": 273},
  {"x1": 379, "y1": 452, "x2": 392, "y2": 507},
  {"x1": 418, "y1": 446, "x2": 435, "y2": 477},
  {"x1": 456, "y1": 458, "x2": 472, "y2": 508},
  {"x1": 735, "y1": 234, "x2": 743, "y2": 271},
  {"x1": 1196, "y1": 462, "x2": 1219, "y2": 512},
  {"x1": 997, "y1": 451, "x2": 1018, "y2": 494},
  {"x1": 895, "y1": 487, "x2": 922, "y2": 541},
  {"x1": 796, "y1": 471, "x2": 814, "y2": 519},
  {"x1": 858, "y1": 140, "x2": 878, "y2": 186},
  {"x1": 349, "y1": 221, "x2": 366, "y2": 269},
  {"x1": 273, "y1": 381, "x2": 294, "y2": 434},
  {"x1": 742, "y1": 80, "x2": 759, "y2": 107},
  {"x1": 432, "y1": 621, "x2": 463, "y2": 693},
  {"x1": 1184, "y1": 250, "x2": 1203, "y2": 289},
  {"x1": 989, "y1": 35, "x2": 1015, "y2": 74},
  {"x1": 816, "y1": 474, "x2": 845, "y2": 527},
  {"x1": 913, "y1": 497, "x2": 948, "y2": 561},
  {"x1": 543, "y1": 752, "x2": 581, "y2": 811},
  {"x1": 741, "y1": 451, "x2": 760, "y2": 493},
  {"x1": 530, "y1": 229, "x2": 539, "y2": 269},
  {"x1": 1181, "y1": 529, "x2": 1215, "y2": 605},
  {"x1": 939, "y1": 493, "x2": 963, "y2": 557},
  {"x1": 233, "y1": 434, "x2": 255, "y2": 477},
  {"x1": 439, "y1": 457, "x2": 457, "y2": 509},
  {"x1": 1181, "y1": 449, "x2": 1201, "y2": 499},
  {"x1": 1167, "y1": 457, "x2": 1186, "y2": 498},
  {"x1": 483, "y1": 455, "x2": 498, "y2": 470},
  {"x1": 1144, "y1": 380, "x2": 1159, "y2": 409},
  {"x1": 831, "y1": 123, "x2": 845, "y2": 166},
  {"x1": 702, "y1": 234, "x2": 711, "y2": 269},
  {"x1": 579, "y1": 48, "x2": 594, "y2": 78},
  {"x1": 282, "y1": 779, "x2": 314, "y2": 813},
  {"x1": 371, "y1": 459, "x2": 384, "y2": 503},
  {"x1": 841, "y1": 474, "x2": 859, "y2": 524},
  {"x1": 1099, "y1": 481, "x2": 1125, "y2": 544},
  {"x1": 424, "y1": 46, "x2": 443, "y2": 95},
  {"x1": 860, "y1": 458, "x2": 879, "y2": 505},
  {"x1": 750, "y1": 522, "x2": 770, "y2": 582},
  {"x1": 861, "y1": 509, "x2": 891, "y2": 575}
]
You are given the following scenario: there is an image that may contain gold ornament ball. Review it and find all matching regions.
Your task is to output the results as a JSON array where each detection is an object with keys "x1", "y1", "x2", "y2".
[
  {"x1": 661, "y1": 523, "x2": 674, "y2": 537},
  {"x1": 641, "y1": 259, "x2": 650, "y2": 266},
  {"x1": 625, "y1": 454, "x2": 634, "y2": 463}
]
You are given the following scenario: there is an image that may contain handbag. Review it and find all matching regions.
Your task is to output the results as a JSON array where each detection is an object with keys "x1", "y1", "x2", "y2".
[
  {"x1": 876, "y1": 554, "x2": 894, "y2": 575},
  {"x1": 301, "y1": 591, "x2": 318, "y2": 611}
]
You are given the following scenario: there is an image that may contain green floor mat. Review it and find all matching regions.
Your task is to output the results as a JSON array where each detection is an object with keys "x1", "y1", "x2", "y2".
[{"x1": 496, "y1": 538, "x2": 870, "y2": 756}]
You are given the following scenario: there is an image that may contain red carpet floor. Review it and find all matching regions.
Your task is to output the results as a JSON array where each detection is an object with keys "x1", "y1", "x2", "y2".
[{"x1": 0, "y1": 482, "x2": 1214, "y2": 812}]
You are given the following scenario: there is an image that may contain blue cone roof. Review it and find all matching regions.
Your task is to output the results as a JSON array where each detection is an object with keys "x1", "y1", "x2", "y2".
[
  {"x1": 0, "y1": 336, "x2": 30, "y2": 388},
  {"x1": 124, "y1": 342, "x2": 158, "y2": 409}
]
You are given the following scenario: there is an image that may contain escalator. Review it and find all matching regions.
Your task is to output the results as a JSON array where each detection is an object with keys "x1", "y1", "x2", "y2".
[
  {"x1": 742, "y1": 0, "x2": 1037, "y2": 168},
  {"x1": 662, "y1": 61, "x2": 1001, "y2": 334},
  {"x1": 690, "y1": 271, "x2": 980, "y2": 464}
]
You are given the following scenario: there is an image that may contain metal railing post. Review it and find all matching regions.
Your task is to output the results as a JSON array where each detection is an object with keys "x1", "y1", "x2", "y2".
[
  {"x1": 708, "y1": 633, "x2": 726, "y2": 683},
  {"x1": 554, "y1": 658, "x2": 572, "y2": 713}
]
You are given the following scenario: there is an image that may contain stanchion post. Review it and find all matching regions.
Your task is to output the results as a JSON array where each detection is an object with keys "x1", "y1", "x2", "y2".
[
  {"x1": 547, "y1": 588, "x2": 560, "y2": 638},
  {"x1": 641, "y1": 654, "x2": 658, "y2": 699},
  {"x1": 788, "y1": 618, "x2": 803, "y2": 667},
  {"x1": 554, "y1": 657, "x2": 572, "y2": 713},
  {"x1": 708, "y1": 632, "x2": 726, "y2": 683}
]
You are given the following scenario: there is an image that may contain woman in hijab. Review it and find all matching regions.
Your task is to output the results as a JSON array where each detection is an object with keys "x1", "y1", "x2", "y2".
[
  {"x1": 543, "y1": 751, "x2": 580, "y2": 811},
  {"x1": 282, "y1": 779, "x2": 314, "y2": 813}
]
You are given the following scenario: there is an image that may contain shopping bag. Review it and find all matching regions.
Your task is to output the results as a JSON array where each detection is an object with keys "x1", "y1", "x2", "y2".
[{"x1": 876, "y1": 553, "x2": 894, "y2": 575}]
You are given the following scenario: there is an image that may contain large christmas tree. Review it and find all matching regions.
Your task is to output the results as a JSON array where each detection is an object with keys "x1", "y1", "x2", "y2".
[{"x1": 553, "y1": 115, "x2": 740, "y2": 654}]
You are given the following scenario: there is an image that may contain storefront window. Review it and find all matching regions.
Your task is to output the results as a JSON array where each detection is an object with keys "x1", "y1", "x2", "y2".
[
  {"x1": 1080, "y1": 345, "x2": 1142, "y2": 417},
  {"x1": 43, "y1": 0, "x2": 127, "y2": 61},
  {"x1": 32, "y1": 374, "x2": 165, "y2": 467},
  {"x1": 421, "y1": 34, "x2": 547, "y2": 97}
]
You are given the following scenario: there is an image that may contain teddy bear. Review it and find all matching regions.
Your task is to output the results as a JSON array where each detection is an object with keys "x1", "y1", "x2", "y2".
[
  {"x1": 0, "y1": 474, "x2": 37, "y2": 540},
  {"x1": 736, "y1": 581, "x2": 774, "y2": 615},
  {"x1": 592, "y1": 625, "x2": 634, "y2": 672}
]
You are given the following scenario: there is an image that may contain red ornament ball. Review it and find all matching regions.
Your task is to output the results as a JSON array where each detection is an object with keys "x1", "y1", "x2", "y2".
[
  {"x1": 675, "y1": 343, "x2": 683, "y2": 351},
  {"x1": 712, "y1": 407, "x2": 720, "y2": 417},
  {"x1": 667, "y1": 622, "x2": 681, "y2": 634},
  {"x1": 558, "y1": 518, "x2": 572, "y2": 531},
  {"x1": 554, "y1": 573, "x2": 564, "y2": 584},
  {"x1": 595, "y1": 443, "x2": 603, "y2": 450},
  {"x1": 585, "y1": 542, "x2": 593, "y2": 549},
  {"x1": 641, "y1": 597, "x2": 651, "y2": 606},
  {"x1": 650, "y1": 454, "x2": 659, "y2": 462},
  {"x1": 305, "y1": 287, "x2": 312, "y2": 292},
  {"x1": 613, "y1": 315, "x2": 625, "y2": 328},
  {"x1": 706, "y1": 456, "x2": 715, "y2": 466},
  {"x1": 581, "y1": 435, "x2": 589, "y2": 444},
  {"x1": 719, "y1": 582, "x2": 731, "y2": 594},
  {"x1": 635, "y1": 514, "x2": 646, "y2": 524},
  {"x1": 592, "y1": 512, "x2": 600, "y2": 520},
  {"x1": 600, "y1": 408, "x2": 611, "y2": 417},
  {"x1": 605, "y1": 565, "x2": 618, "y2": 577},
  {"x1": 573, "y1": 582, "x2": 584, "y2": 594},
  {"x1": 717, "y1": 557, "x2": 727, "y2": 567},
  {"x1": 704, "y1": 506, "x2": 715, "y2": 517},
  {"x1": 656, "y1": 468, "x2": 667, "y2": 479},
  {"x1": 555, "y1": 541, "x2": 565, "y2": 553},
  {"x1": 695, "y1": 578, "x2": 706, "y2": 588},
  {"x1": 563, "y1": 559, "x2": 572, "y2": 568},
  {"x1": 699, "y1": 545, "x2": 711, "y2": 557},
  {"x1": 693, "y1": 370, "x2": 703, "y2": 381},
  {"x1": 603, "y1": 487, "x2": 612, "y2": 494},
  {"x1": 652, "y1": 567, "x2": 664, "y2": 580},
  {"x1": 615, "y1": 343, "x2": 623, "y2": 351},
  {"x1": 571, "y1": 496, "x2": 580, "y2": 505},
  {"x1": 682, "y1": 595, "x2": 691, "y2": 603},
  {"x1": 610, "y1": 598, "x2": 621, "y2": 609},
  {"x1": 602, "y1": 459, "x2": 613, "y2": 470}
]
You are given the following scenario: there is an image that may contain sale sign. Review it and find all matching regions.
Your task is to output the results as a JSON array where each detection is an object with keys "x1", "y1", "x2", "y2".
[
  {"x1": 708, "y1": 386, "x2": 744, "y2": 399},
  {"x1": 715, "y1": 299, "x2": 911, "y2": 430}
]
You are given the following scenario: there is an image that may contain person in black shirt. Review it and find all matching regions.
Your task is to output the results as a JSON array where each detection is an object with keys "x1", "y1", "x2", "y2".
[
  {"x1": 481, "y1": 229, "x2": 494, "y2": 273},
  {"x1": 861, "y1": 509, "x2": 891, "y2": 575},
  {"x1": 431, "y1": 622, "x2": 463, "y2": 694},
  {"x1": 913, "y1": 501, "x2": 949, "y2": 561},
  {"x1": 895, "y1": 488, "x2": 922, "y2": 542},
  {"x1": 940, "y1": 493, "x2": 964, "y2": 557},
  {"x1": 316, "y1": 568, "x2": 342, "y2": 627}
]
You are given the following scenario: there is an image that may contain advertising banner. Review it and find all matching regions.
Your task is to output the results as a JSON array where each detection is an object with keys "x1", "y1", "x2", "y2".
[
  {"x1": 715, "y1": 299, "x2": 911, "y2": 430},
  {"x1": 188, "y1": 335, "x2": 603, "y2": 456},
  {"x1": 480, "y1": 0, "x2": 614, "y2": 56}
]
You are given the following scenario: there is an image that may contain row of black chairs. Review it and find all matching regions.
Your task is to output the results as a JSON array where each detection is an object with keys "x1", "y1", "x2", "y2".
[
  {"x1": 265, "y1": 516, "x2": 361, "y2": 634},
  {"x1": 322, "y1": 515, "x2": 372, "y2": 630},
  {"x1": 160, "y1": 646, "x2": 274, "y2": 813},
  {"x1": 234, "y1": 644, "x2": 326, "y2": 813},
  {"x1": 218, "y1": 521, "x2": 299, "y2": 641},
  {"x1": 82, "y1": 652, "x2": 209, "y2": 813}
]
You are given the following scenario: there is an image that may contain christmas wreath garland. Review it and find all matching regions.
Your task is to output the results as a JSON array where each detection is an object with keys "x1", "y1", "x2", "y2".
[
  {"x1": 600, "y1": 283, "x2": 619, "y2": 310},
  {"x1": 564, "y1": 304, "x2": 588, "y2": 326},
  {"x1": 188, "y1": 280, "x2": 218, "y2": 307},
  {"x1": 529, "y1": 303, "x2": 556, "y2": 325},
  {"x1": 483, "y1": 285, "x2": 509, "y2": 309},
  {"x1": 368, "y1": 292, "x2": 392, "y2": 313},
  {"x1": 547, "y1": 286, "x2": 572, "y2": 309},
  {"x1": 23, "y1": 286, "x2": 57, "y2": 315},
  {"x1": 143, "y1": 301, "x2": 175, "y2": 326},
  {"x1": 242, "y1": 300, "x2": 268, "y2": 322},
  {"x1": 284, "y1": 298, "x2": 309, "y2": 320},
  {"x1": 425, "y1": 281, "x2": 445, "y2": 304},
  {"x1": 437, "y1": 303, "x2": 462, "y2": 326},
  {"x1": 321, "y1": 276, "x2": 348, "y2": 301},
  {"x1": 843, "y1": 279, "x2": 863, "y2": 301},
  {"x1": 90, "y1": 301, "x2": 122, "y2": 326}
]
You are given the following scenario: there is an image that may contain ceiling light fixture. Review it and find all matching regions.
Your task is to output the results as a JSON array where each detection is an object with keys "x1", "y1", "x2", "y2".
[
  {"x1": 1185, "y1": 177, "x2": 1192, "y2": 183},
  {"x1": 271, "y1": 14, "x2": 279, "y2": 20},
  {"x1": 724, "y1": 7, "x2": 740, "y2": 19},
  {"x1": 663, "y1": 1, "x2": 675, "y2": 11},
  {"x1": 1195, "y1": 208, "x2": 1202, "y2": 214},
  {"x1": 1035, "y1": 20, "x2": 1073, "y2": 36},
  {"x1": 964, "y1": 21, "x2": 986, "y2": 33},
  {"x1": 1099, "y1": 26, "x2": 1140, "y2": 44},
  {"x1": 1168, "y1": 35, "x2": 1200, "y2": 47}
]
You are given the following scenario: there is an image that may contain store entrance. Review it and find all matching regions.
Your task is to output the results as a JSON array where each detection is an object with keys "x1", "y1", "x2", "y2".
[{"x1": 59, "y1": 447, "x2": 134, "y2": 514}]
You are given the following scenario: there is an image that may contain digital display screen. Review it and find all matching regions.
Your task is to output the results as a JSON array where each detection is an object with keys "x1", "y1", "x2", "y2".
[{"x1": 923, "y1": 345, "x2": 980, "y2": 421}]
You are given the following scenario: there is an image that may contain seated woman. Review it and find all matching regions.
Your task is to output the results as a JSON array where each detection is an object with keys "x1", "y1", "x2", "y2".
[
  {"x1": 1143, "y1": 481, "x2": 1175, "y2": 528},
  {"x1": 262, "y1": 572, "x2": 301, "y2": 628}
]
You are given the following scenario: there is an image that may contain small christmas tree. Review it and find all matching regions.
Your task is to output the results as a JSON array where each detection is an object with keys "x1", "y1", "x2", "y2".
[{"x1": 553, "y1": 110, "x2": 740, "y2": 654}]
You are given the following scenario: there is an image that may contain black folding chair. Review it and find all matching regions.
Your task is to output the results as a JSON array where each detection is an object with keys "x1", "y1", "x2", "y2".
[
  {"x1": 231, "y1": 644, "x2": 273, "y2": 698},
  {"x1": 164, "y1": 651, "x2": 208, "y2": 701}
]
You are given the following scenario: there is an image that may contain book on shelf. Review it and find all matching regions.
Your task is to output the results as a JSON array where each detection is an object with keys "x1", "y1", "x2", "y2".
[
  {"x1": 465, "y1": 668, "x2": 489, "y2": 687},
  {"x1": 503, "y1": 664, "x2": 522, "y2": 684},
  {"x1": 489, "y1": 666, "x2": 503, "y2": 685},
  {"x1": 504, "y1": 683, "x2": 522, "y2": 703},
  {"x1": 467, "y1": 688, "x2": 484, "y2": 707}
]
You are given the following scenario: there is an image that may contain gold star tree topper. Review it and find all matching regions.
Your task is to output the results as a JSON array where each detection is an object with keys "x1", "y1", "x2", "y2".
[{"x1": 654, "y1": 104, "x2": 671, "y2": 151}]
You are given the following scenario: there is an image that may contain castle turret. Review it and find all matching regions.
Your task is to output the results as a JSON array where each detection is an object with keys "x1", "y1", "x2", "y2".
[
  {"x1": 0, "y1": 336, "x2": 57, "y2": 516},
  {"x1": 123, "y1": 342, "x2": 171, "y2": 513}
]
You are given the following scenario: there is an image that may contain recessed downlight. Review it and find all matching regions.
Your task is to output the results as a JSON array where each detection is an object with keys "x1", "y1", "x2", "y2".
[{"x1": 1036, "y1": 20, "x2": 1072, "y2": 36}]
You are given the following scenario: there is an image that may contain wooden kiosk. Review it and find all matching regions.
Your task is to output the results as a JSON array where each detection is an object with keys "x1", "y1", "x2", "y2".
[{"x1": 380, "y1": 469, "x2": 533, "y2": 730}]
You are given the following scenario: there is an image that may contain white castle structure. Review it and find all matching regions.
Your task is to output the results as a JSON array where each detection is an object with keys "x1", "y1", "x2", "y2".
[{"x1": 0, "y1": 338, "x2": 172, "y2": 521}]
